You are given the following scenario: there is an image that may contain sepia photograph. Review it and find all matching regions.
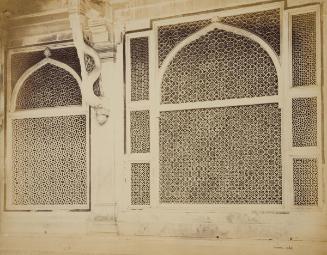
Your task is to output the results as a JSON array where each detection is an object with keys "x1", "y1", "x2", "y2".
[{"x1": 0, "y1": 0, "x2": 326, "y2": 254}]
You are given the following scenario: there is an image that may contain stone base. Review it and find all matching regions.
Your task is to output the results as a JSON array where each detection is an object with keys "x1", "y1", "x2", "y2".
[{"x1": 0, "y1": 234, "x2": 326, "y2": 255}]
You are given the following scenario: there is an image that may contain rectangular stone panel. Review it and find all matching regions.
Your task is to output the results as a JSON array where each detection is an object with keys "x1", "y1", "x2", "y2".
[
  {"x1": 11, "y1": 115, "x2": 88, "y2": 206},
  {"x1": 292, "y1": 97, "x2": 317, "y2": 147},
  {"x1": 159, "y1": 104, "x2": 282, "y2": 204},
  {"x1": 131, "y1": 163, "x2": 150, "y2": 205},
  {"x1": 130, "y1": 110, "x2": 150, "y2": 153},
  {"x1": 293, "y1": 158, "x2": 318, "y2": 206},
  {"x1": 292, "y1": 12, "x2": 316, "y2": 87},
  {"x1": 130, "y1": 37, "x2": 149, "y2": 101}
]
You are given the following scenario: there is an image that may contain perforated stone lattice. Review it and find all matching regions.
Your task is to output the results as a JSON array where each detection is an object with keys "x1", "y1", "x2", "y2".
[
  {"x1": 159, "y1": 103, "x2": 282, "y2": 204},
  {"x1": 158, "y1": 20, "x2": 211, "y2": 67},
  {"x1": 93, "y1": 78, "x2": 102, "y2": 97},
  {"x1": 292, "y1": 97, "x2": 317, "y2": 147},
  {"x1": 11, "y1": 47, "x2": 81, "y2": 92},
  {"x1": 130, "y1": 110, "x2": 150, "y2": 153},
  {"x1": 12, "y1": 115, "x2": 87, "y2": 205},
  {"x1": 84, "y1": 54, "x2": 103, "y2": 97},
  {"x1": 130, "y1": 37, "x2": 149, "y2": 101},
  {"x1": 221, "y1": 9, "x2": 280, "y2": 55},
  {"x1": 11, "y1": 51, "x2": 44, "y2": 91},
  {"x1": 293, "y1": 158, "x2": 318, "y2": 206},
  {"x1": 16, "y1": 63, "x2": 82, "y2": 110},
  {"x1": 292, "y1": 12, "x2": 316, "y2": 87},
  {"x1": 51, "y1": 47, "x2": 81, "y2": 78},
  {"x1": 161, "y1": 29, "x2": 278, "y2": 104},
  {"x1": 158, "y1": 9, "x2": 280, "y2": 67},
  {"x1": 84, "y1": 54, "x2": 96, "y2": 73},
  {"x1": 131, "y1": 163, "x2": 150, "y2": 205}
]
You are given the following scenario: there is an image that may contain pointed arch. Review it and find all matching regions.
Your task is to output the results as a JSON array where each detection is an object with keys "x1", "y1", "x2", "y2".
[
  {"x1": 159, "y1": 22, "x2": 281, "y2": 86},
  {"x1": 10, "y1": 58, "x2": 83, "y2": 112}
]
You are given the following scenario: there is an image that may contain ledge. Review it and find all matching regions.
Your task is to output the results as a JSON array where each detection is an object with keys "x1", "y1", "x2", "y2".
[{"x1": 0, "y1": 234, "x2": 326, "y2": 255}]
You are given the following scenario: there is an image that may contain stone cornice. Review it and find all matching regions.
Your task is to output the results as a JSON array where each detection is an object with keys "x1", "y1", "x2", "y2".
[{"x1": 69, "y1": 0, "x2": 116, "y2": 61}]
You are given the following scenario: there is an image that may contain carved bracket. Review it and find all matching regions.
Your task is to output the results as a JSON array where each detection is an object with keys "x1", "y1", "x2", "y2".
[{"x1": 69, "y1": 0, "x2": 110, "y2": 125}]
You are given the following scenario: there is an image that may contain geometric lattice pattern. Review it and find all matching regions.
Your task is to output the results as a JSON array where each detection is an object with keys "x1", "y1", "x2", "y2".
[
  {"x1": 10, "y1": 51, "x2": 44, "y2": 91},
  {"x1": 131, "y1": 163, "x2": 150, "y2": 205},
  {"x1": 158, "y1": 9, "x2": 280, "y2": 67},
  {"x1": 292, "y1": 97, "x2": 317, "y2": 147},
  {"x1": 11, "y1": 115, "x2": 87, "y2": 205},
  {"x1": 161, "y1": 29, "x2": 278, "y2": 104},
  {"x1": 10, "y1": 47, "x2": 81, "y2": 91},
  {"x1": 130, "y1": 110, "x2": 150, "y2": 153},
  {"x1": 158, "y1": 20, "x2": 210, "y2": 67},
  {"x1": 130, "y1": 37, "x2": 149, "y2": 101},
  {"x1": 292, "y1": 12, "x2": 316, "y2": 87},
  {"x1": 84, "y1": 54, "x2": 96, "y2": 73},
  {"x1": 51, "y1": 47, "x2": 81, "y2": 78},
  {"x1": 222, "y1": 9, "x2": 280, "y2": 55},
  {"x1": 159, "y1": 103, "x2": 282, "y2": 204},
  {"x1": 51, "y1": 47, "x2": 81, "y2": 77},
  {"x1": 84, "y1": 54, "x2": 103, "y2": 97},
  {"x1": 93, "y1": 78, "x2": 102, "y2": 97},
  {"x1": 293, "y1": 158, "x2": 318, "y2": 206},
  {"x1": 16, "y1": 63, "x2": 82, "y2": 110}
]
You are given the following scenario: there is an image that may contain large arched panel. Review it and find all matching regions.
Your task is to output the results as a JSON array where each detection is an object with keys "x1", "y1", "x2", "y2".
[
  {"x1": 161, "y1": 28, "x2": 278, "y2": 104},
  {"x1": 158, "y1": 26, "x2": 282, "y2": 204}
]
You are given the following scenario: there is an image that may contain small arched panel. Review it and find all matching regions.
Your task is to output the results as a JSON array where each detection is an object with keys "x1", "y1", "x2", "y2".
[
  {"x1": 15, "y1": 63, "x2": 82, "y2": 110},
  {"x1": 161, "y1": 28, "x2": 278, "y2": 104},
  {"x1": 7, "y1": 52, "x2": 89, "y2": 210}
]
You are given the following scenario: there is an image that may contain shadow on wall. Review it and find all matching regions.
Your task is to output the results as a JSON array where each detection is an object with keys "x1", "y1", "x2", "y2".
[{"x1": 0, "y1": 0, "x2": 67, "y2": 17}]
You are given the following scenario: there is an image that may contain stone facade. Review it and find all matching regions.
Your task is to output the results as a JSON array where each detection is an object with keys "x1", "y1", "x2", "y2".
[{"x1": 0, "y1": 0, "x2": 326, "y2": 254}]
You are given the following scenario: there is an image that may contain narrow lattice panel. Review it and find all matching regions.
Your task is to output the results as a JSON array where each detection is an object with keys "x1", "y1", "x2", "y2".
[
  {"x1": 131, "y1": 163, "x2": 150, "y2": 205},
  {"x1": 158, "y1": 20, "x2": 210, "y2": 67},
  {"x1": 16, "y1": 63, "x2": 82, "y2": 110},
  {"x1": 11, "y1": 115, "x2": 88, "y2": 206},
  {"x1": 130, "y1": 37, "x2": 149, "y2": 101},
  {"x1": 130, "y1": 110, "x2": 150, "y2": 153},
  {"x1": 292, "y1": 97, "x2": 317, "y2": 147},
  {"x1": 293, "y1": 158, "x2": 318, "y2": 206},
  {"x1": 221, "y1": 9, "x2": 280, "y2": 55},
  {"x1": 292, "y1": 12, "x2": 316, "y2": 87},
  {"x1": 161, "y1": 29, "x2": 278, "y2": 104},
  {"x1": 11, "y1": 47, "x2": 81, "y2": 91},
  {"x1": 159, "y1": 103, "x2": 282, "y2": 204}
]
